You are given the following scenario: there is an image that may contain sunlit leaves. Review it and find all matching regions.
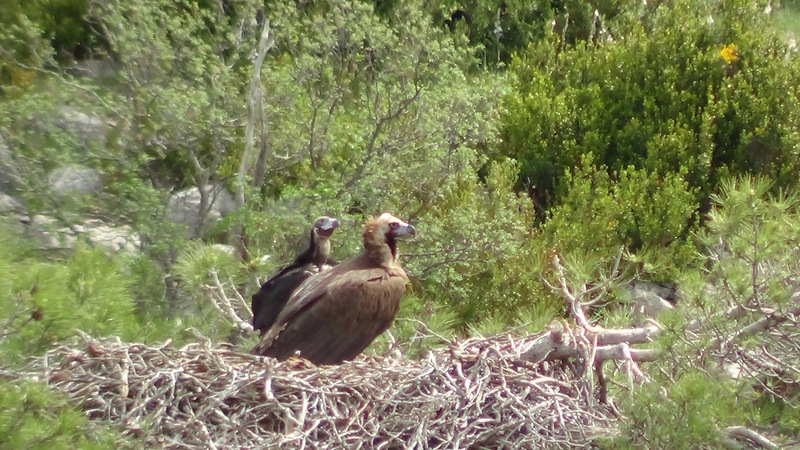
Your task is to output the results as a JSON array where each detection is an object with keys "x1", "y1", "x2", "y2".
[
  {"x1": 0, "y1": 379, "x2": 125, "y2": 450},
  {"x1": 0, "y1": 240, "x2": 142, "y2": 362},
  {"x1": 502, "y1": 0, "x2": 800, "y2": 277}
]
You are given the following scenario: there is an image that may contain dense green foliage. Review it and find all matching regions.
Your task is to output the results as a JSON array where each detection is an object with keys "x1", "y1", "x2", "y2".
[
  {"x1": 1, "y1": 0, "x2": 800, "y2": 446},
  {"x1": 0, "y1": 379, "x2": 125, "y2": 450},
  {"x1": 0, "y1": 228, "x2": 183, "y2": 365},
  {"x1": 502, "y1": 0, "x2": 800, "y2": 263},
  {"x1": 677, "y1": 177, "x2": 800, "y2": 436},
  {"x1": 605, "y1": 372, "x2": 744, "y2": 448}
]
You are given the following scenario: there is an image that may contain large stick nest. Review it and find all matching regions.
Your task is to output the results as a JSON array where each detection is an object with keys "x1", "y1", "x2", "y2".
[{"x1": 20, "y1": 331, "x2": 615, "y2": 449}]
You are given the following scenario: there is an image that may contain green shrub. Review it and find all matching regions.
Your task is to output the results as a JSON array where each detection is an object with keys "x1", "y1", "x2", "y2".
[
  {"x1": 541, "y1": 155, "x2": 698, "y2": 273},
  {"x1": 379, "y1": 0, "x2": 633, "y2": 67},
  {"x1": 0, "y1": 236, "x2": 143, "y2": 363},
  {"x1": 0, "y1": 378, "x2": 126, "y2": 449},
  {"x1": 3, "y1": 0, "x2": 92, "y2": 56},
  {"x1": 623, "y1": 176, "x2": 800, "y2": 446},
  {"x1": 407, "y1": 158, "x2": 559, "y2": 330},
  {"x1": 502, "y1": 0, "x2": 800, "y2": 266},
  {"x1": 603, "y1": 372, "x2": 745, "y2": 449},
  {"x1": 0, "y1": 0, "x2": 94, "y2": 92}
]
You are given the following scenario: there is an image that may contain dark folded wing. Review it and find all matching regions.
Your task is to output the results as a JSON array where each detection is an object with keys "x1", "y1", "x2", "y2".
[
  {"x1": 251, "y1": 266, "x2": 313, "y2": 335},
  {"x1": 253, "y1": 264, "x2": 407, "y2": 364}
]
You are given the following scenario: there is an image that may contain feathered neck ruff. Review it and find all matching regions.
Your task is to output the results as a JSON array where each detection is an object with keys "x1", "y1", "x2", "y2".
[{"x1": 363, "y1": 217, "x2": 397, "y2": 267}]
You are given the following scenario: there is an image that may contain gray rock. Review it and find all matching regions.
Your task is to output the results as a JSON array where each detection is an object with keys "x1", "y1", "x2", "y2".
[
  {"x1": 22, "y1": 215, "x2": 140, "y2": 254},
  {"x1": 83, "y1": 220, "x2": 140, "y2": 254},
  {"x1": 621, "y1": 280, "x2": 677, "y2": 322},
  {"x1": 168, "y1": 184, "x2": 237, "y2": 238},
  {"x1": 0, "y1": 139, "x2": 21, "y2": 194},
  {"x1": 210, "y1": 244, "x2": 237, "y2": 256},
  {"x1": 55, "y1": 106, "x2": 108, "y2": 149},
  {"x1": 723, "y1": 362, "x2": 744, "y2": 380},
  {"x1": 0, "y1": 194, "x2": 23, "y2": 213},
  {"x1": 23, "y1": 214, "x2": 77, "y2": 250},
  {"x1": 49, "y1": 165, "x2": 102, "y2": 195}
]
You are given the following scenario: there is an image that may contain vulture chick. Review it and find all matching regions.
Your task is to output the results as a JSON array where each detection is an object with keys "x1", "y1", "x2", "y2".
[
  {"x1": 251, "y1": 216, "x2": 340, "y2": 337},
  {"x1": 252, "y1": 213, "x2": 416, "y2": 365}
]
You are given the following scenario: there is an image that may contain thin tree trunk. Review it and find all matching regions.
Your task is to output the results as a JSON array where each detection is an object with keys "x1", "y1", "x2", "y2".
[{"x1": 233, "y1": 19, "x2": 273, "y2": 261}]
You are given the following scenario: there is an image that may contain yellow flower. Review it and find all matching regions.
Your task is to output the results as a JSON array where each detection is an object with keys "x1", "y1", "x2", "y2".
[{"x1": 719, "y1": 43, "x2": 738, "y2": 64}]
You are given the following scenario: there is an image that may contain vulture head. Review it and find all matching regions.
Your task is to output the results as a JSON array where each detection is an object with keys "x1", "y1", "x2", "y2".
[
  {"x1": 308, "y1": 215, "x2": 339, "y2": 268},
  {"x1": 364, "y1": 212, "x2": 416, "y2": 265},
  {"x1": 312, "y1": 216, "x2": 340, "y2": 238}
]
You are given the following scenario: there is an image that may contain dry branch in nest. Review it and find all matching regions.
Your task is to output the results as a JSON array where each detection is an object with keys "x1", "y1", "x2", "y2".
[
  {"x1": 23, "y1": 249, "x2": 793, "y2": 448},
  {"x1": 18, "y1": 330, "x2": 617, "y2": 449},
  {"x1": 5, "y1": 252, "x2": 678, "y2": 448},
  {"x1": 203, "y1": 269, "x2": 254, "y2": 333},
  {"x1": 17, "y1": 251, "x2": 784, "y2": 449}
]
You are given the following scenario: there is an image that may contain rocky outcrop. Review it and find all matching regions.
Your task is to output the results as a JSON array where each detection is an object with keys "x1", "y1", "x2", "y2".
[
  {"x1": 0, "y1": 139, "x2": 21, "y2": 194},
  {"x1": 0, "y1": 194, "x2": 23, "y2": 213},
  {"x1": 621, "y1": 280, "x2": 677, "y2": 321},
  {"x1": 167, "y1": 185, "x2": 236, "y2": 238},
  {"x1": 22, "y1": 215, "x2": 140, "y2": 254},
  {"x1": 53, "y1": 106, "x2": 109, "y2": 150},
  {"x1": 48, "y1": 165, "x2": 103, "y2": 195}
]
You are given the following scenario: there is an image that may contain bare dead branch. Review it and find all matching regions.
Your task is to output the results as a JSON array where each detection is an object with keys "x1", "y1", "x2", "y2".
[
  {"x1": 204, "y1": 270, "x2": 253, "y2": 331},
  {"x1": 233, "y1": 18, "x2": 274, "y2": 258},
  {"x1": 723, "y1": 426, "x2": 782, "y2": 450},
  {"x1": 6, "y1": 331, "x2": 617, "y2": 449},
  {"x1": 713, "y1": 305, "x2": 800, "y2": 352},
  {"x1": 547, "y1": 254, "x2": 598, "y2": 331},
  {"x1": 237, "y1": 18, "x2": 273, "y2": 210},
  {"x1": 519, "y1": 329, "x2": 660, "y2": 364}
]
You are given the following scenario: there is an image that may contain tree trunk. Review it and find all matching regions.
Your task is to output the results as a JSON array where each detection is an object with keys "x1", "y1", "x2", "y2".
[{"x1": 232, "y1": 19, "x2": 273, "y2": 261}]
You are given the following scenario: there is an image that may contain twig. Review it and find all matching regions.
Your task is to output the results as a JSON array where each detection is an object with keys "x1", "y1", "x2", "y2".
[
  {"x1": 13, "y1": 330, "x2": 616, "y2": 448},
  {"x1": 723, "y1": 426, "x2": 781, "y2": 450},
  {"x1": 206, "y1": 270, "x2": 253, "y2": 331}
]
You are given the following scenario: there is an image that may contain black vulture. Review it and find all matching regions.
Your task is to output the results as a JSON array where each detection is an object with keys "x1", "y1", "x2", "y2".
[
  {"x1": 252, "y1": 213, "x2": 415, "y2": 365},
  {"x1": 251, "y1": 216, "x2": 340, "y2": 337}
]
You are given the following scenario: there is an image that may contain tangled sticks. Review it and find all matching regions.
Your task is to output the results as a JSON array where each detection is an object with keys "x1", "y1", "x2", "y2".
[
  {"x1": 8, "y1": 251, "x2": 789, "y2": 448},
  {"x1": 27, "y1": 329, "x2": 614, "y2": 449},
  {"x1": 13, "y1": 253, "x2": 666, "y2": 448}
]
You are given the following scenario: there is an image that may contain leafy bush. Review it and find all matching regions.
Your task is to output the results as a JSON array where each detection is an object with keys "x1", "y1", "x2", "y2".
[
  {"x1": 0, "y1": 234, "x2": 143, "y2": 362},
  {"x1": 603, "y1": 372, "x2": 745, "y2": 448},
  {"x1": 605, "y1": 176, "x2": 800, "y2": 446},
  {"x1": 540, "y1": 155, "x2": 698, "y2": 275},
  {"x1": 0, "y1": 379, "x2": 126, "y2": 450},
  {"x1": 405, "y1": 158, "x2": 560, "y2": 331},
  {"x1": 379, "y1": 0, "x2": 632, "y2": 67},
  {"x1": 0, "y1": 0, "x2": 92, "y2": 58},
  {"x1": 501, "y1": 0, "x2": 800, "y2": 271}
]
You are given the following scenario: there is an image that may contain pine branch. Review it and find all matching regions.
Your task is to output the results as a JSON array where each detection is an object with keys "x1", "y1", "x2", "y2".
[{"x1": 205, "y1": 270, "x2": 253, "y2": 332}]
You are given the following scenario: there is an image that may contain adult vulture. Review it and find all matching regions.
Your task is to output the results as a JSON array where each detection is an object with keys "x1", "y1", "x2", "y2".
[
  {"x1": 251, "y1": 213, "x2": 416, "y2": 365},
  {"x1": 251, "y1": 216, "x2": 340, "y2": 337}
]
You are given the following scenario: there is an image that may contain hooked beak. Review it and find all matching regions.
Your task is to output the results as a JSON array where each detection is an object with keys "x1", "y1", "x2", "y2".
[
  {"x1": 315, "y1": 217, "x2": 340, "y2": 237},
  {"x1": 394, "y1": 222, "x2": 416, "y2": 238}
]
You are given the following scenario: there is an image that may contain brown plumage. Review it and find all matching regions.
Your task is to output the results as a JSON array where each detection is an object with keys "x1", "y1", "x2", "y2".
[
  {"x1": 251, "y1": 213, "x2": 416, "y2": 365},
  {"x1": 251, "y1": 216, "x2": 340, "y2": 337}
]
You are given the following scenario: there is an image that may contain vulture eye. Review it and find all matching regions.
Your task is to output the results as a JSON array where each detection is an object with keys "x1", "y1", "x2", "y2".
[{"x1": 389, "y1": 222, "x2": 399, "y2": 229}]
